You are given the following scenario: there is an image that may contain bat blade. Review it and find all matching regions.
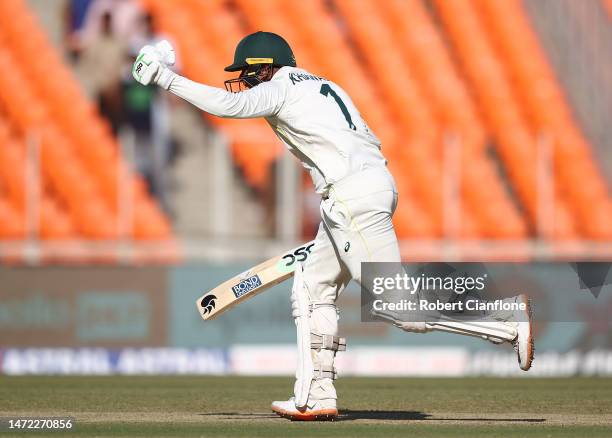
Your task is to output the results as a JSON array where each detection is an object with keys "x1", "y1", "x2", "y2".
[{"x1": 196, "y1": 241, "x2": 315, "y2": 320}]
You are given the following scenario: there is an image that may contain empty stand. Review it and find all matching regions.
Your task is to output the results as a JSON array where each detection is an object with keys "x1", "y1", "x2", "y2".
[
  {"x1": 475, "y1": 0, "x2": 612, "y2": 239},
  {"x1": 140, "y1": 0, "x2": 609, "y2": 241},
  {"x1": 433, "y1": 0, "x2": 578, "y2": 239},
  {"x1": 0, "y1": 119, "x2": 75, "y2": 239},
  {"x1": 3, "y1": 0, "x2": 607, "y2": 247},
  {"x1": 0, "y1": 0, "x2": 172, "y2": 249},
  {"x1": 378, "y1": 0, "x2": 526, "y2": 238}
]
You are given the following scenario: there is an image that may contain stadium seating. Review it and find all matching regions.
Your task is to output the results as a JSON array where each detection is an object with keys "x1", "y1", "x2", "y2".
[
  {"x1": 376, "y1": 0, "x2": 527, "y2": 238},
  {"x1": 1, "y1": 0, "x2": 609, "y2": 244},
  {"x1": 0, "y1": 0, "x2": 173, "y2": 251},
  {"x1": 0, "y1": 118, "x2": 76, "y2": 240},
  {"x1": 433, "y1": 0, "x2": 579, "y2": 239},
  {"x1": 474, "y1": 0, "x2": 612, "y2": 239},
  {"x1": 137, "y1": 0, "x2": 610, "y2": 240}
]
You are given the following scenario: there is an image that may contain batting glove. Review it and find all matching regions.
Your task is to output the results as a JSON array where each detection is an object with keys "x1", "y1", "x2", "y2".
[{"x1": 132, "y1": 40, "x2": 176, "y2": 89}]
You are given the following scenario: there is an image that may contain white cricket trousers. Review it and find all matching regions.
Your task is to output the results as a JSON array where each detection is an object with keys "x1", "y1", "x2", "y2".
[
  {"x1": 296, "y1": 165, "x2": 400, "y2": 403},
  {"x1": 303, "y1": 165, "x2": 401, "y2": 304}
]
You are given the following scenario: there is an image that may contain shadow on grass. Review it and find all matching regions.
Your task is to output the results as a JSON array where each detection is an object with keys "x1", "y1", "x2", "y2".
[
  {"x1": 338, "y1": 410, "x2": 430, "y2": 421},
  {"x1": 199, "y1": 412, "x2": 278, "y2": 420},
  {"x1": 432, "y1": 417, "x2": 546, "y2": 423},
  {"x1": 201, "y1": 410, "x2": 546, "y2": 423},
  {"x1": 341, "y1": 411, "x2": 546, "y2": 423}
]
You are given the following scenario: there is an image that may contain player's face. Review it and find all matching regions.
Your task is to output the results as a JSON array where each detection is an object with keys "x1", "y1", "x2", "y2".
[
  {"x1": 224, "y1": 76, "x2": 248, "y2": 92},
  {"x1": 224, "y1": 65, "x2": 273, "y2": 92}
]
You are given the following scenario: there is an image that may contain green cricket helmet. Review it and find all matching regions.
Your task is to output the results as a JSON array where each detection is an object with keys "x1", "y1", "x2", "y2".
[{"x1": 224, "y1": 31, "x2": 296, "y2": 91}]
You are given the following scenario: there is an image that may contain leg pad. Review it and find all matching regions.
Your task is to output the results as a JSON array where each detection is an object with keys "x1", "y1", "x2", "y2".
[{"x1": 311, "y1": 333, "x2": 346, "y2": 352}]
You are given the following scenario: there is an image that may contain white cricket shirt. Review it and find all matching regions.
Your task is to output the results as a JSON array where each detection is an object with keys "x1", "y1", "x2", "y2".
[{"x1": 168, "y1": 66, "x2": 388, "y2": 194}]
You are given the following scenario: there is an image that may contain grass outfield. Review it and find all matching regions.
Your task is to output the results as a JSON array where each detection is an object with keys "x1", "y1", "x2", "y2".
[{"x1": 1, "y1": 376, "x2": 611, "y2": 437}]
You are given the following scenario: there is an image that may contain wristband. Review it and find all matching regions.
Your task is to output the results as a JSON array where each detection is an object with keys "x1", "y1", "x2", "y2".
[{"x1": 155, "y1": 66, "x2": 177, "y2": 90}]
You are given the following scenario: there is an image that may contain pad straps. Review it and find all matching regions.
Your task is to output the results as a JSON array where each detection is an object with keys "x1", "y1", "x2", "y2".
[
  {"x1": 313, "y1": 363, "x2": 337, "y2": 380},
  {"x1": 310, "y1": 333, "x2": 346, "y2": 352}
]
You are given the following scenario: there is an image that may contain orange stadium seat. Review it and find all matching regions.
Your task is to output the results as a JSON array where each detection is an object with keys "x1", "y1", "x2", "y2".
[
  {"x1": 0, "y1": 107, "x2": 76, "y2": 240},
  {"x1": 39, "y1": 197, "x2": 75, "y2": 240},
  {"x1": 0, "y1": 198, "x2": 25, "y2": 239},
  {"x1": 433, "y1": 0, "x2": 578, "y2": 239},
  {"x1": 377, "y1": 0, "x2": 526, "y2": 239},
  {"x1": 0, "y1": 137, "x2": 25, "y2": 209},
  {"x1": 0, "y1": 0, "x2": 173, "y2": 248},
  {"x1": 474, "y1": 0, "x2": 612, "y2": 239}
]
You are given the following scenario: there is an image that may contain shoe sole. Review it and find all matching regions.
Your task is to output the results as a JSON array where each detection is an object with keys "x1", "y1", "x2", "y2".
[
  {"x1": 518, "y1": 293, "x2": 534, "y2": 371},
  {"x1": 271, "y1": 406, "x2": 338, "y2": 421}
]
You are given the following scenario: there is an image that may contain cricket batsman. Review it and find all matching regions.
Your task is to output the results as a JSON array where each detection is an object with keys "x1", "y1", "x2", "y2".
[{"x1": 133, "y1": 32, "x2": 534, "y2": 421}]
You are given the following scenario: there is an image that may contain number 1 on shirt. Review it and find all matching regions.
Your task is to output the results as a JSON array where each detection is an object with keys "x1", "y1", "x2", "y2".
[{"x1": 320, "y1": 83, "x2": 357, "y2": 130}]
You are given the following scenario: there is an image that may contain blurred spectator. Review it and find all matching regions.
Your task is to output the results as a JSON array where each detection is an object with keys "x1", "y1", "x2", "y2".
[
  {"x1": 68, "y1": 1, "x2": 175, "y2": 212},
  {"x1": 63, "y1": 0, "x2": 95, "y2": 58},
  {"x1": 71, "y1": 0, "x2": 142, "y2": 49},
  {"x1": 120, "y1": 13, "x2": 175, "y2": 215},
  {"x1": 76, "y1": 11, "x2": 126, "y2": 134}
]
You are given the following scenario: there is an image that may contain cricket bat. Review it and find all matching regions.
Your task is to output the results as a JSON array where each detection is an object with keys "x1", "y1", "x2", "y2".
[{"x1": 196, "y1": 241, "x2": 315, "y2": 320}]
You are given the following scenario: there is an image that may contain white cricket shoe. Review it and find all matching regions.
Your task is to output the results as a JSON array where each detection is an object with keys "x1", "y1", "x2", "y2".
[
  {"x1": 511, "y1": 294, "x2": 534, "y2": 371},
  {"x1": 271, "y1": 397, "x2": 338, "y2": 421}
]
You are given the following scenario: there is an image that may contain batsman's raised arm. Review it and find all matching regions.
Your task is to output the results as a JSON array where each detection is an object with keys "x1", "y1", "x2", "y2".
[
  {"x1": 132, "y1": 40, "x2": 286, "y2": 118},
  {"x1": 167, "y1": 76, "x2": 286, "y2": 118}
]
